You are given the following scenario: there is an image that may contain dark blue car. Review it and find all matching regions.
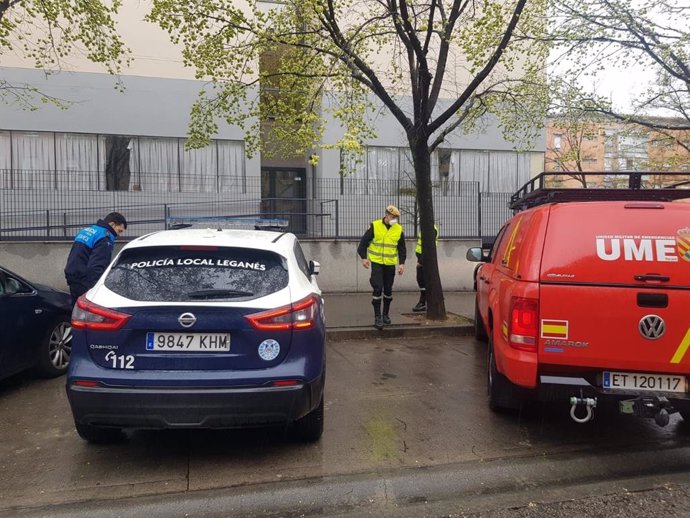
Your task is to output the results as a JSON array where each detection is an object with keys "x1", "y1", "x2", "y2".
[
  {"x1": 0, "y1": 266, "x2": 73, "y2": 380},
  {"x1": 67, "y1": 228, "x2": 326, "y2": 444}
]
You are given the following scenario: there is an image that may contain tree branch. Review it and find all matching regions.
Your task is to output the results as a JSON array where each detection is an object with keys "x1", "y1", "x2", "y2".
[{"x1": 428, "y1": 0, "x2": 528, "y2": 135}]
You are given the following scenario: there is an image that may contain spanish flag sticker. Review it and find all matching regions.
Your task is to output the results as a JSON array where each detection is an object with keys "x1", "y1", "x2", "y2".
[{"x1": 541, "y1": 319, "x2": 568, "y2": 339}]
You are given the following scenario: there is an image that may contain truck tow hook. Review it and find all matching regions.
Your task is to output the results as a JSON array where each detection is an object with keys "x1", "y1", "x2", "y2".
[{"x1": 569, "y1": 396, "x2": 597, "y2": 424}]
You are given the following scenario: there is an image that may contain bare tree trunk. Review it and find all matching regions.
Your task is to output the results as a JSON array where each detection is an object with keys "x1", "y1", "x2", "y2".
[
  {"x1": 410, "y1": 137, "x2": 447, "y2": 320},
  {"x1": 105, "y1": 136, "x2": 132, "y2": 191}
]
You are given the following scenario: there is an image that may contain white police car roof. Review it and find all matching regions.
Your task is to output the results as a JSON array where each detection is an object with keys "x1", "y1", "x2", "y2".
[{"x1": 124, "y1": 228, "x2": 294, "y2": 252}]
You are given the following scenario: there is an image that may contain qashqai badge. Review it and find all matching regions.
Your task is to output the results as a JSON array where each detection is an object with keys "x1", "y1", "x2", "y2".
[
  {"x1": 178, "y1": 313, "x2": 197, "y2": 328},
  {"x1": 258, "y1": 339, "x2": 280, "y2": 361},
  {"x1": 639, "y1": 315, "x2": 665, "y2": 340}
]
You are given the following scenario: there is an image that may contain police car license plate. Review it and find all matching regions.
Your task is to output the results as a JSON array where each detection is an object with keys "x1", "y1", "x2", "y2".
[
  {"x1": 146, "y1": 332, "x2": 230, "y2": 352},
  {"x1": 603, "y1": 371, "x2": 686, "y2": 393}
]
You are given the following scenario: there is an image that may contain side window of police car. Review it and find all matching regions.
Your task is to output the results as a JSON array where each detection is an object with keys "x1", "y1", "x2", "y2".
[{"x1": 293, "y1": 241, "x2": 311, "y2": 280}]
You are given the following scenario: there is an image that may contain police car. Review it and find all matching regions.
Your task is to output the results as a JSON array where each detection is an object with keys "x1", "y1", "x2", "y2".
[{"x1": 66, "y1": 225, "x2": 325, "y2": 443}]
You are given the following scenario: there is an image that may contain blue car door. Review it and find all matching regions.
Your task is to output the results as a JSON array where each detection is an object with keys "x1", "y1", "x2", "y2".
[{"x1": 0, "y1": 272, "x2": 41, "y2": 376}]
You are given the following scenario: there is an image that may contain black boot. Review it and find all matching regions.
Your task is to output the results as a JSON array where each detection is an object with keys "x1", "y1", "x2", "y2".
[
  {"x1": 381, "y1": 295, "x2": 392, "y2": 325},
  {"x1": 374, "y1": 316, "x2": 384, "y2": 330},
  {"x1": 373, "y1": 297, "x2": 383, "y2": 330},
  {"x1": 413, "y1": 292, "x2": 426, "y2": 312}
]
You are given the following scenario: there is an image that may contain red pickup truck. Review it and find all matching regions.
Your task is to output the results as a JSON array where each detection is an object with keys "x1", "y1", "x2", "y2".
[{"x1": 467, "y1": 172, "x2": 690, "y2": 426}]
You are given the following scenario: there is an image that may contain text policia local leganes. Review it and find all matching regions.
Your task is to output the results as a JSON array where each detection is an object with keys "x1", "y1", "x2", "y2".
[{"x1": 128, "y1": 258, "x2": 267, "y2": 270}]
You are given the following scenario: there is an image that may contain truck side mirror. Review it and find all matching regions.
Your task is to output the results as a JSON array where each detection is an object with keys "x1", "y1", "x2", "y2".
[{"x1": 466, "y1": 247, "x2": 486, "y2": 262}]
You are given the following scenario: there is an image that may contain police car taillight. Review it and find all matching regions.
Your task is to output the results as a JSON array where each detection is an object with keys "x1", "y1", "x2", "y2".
[
  {"x1": 246, "y1": 294, "x2": 320, "y2": 331},
  {"x1": 508, "y1": 296, "x2": 538, "y2": 352},
  {"x1": 71, "y1": 296, "x2": 132, "y2": 331}
]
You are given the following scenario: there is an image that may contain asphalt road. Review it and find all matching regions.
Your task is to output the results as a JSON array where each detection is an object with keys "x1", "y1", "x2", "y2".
[{"x1": 2, "y1": 333, "x2": 690, "y2": 517}]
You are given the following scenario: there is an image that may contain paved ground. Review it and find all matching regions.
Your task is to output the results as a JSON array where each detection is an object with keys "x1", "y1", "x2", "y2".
[{"x1": 3, "y1": 290, "x2": 690, "y2": 517}]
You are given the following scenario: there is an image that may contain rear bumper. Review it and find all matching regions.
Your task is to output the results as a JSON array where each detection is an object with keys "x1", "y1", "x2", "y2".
[
  {"x1": 538, "y1": 375, "x2": 690, "y2": 407},
  {"x1": 67, "y1": 375, "x2": 325, "y2": 430}
]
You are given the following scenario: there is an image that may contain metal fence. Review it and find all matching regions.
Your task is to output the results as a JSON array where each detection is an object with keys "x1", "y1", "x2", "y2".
[{"x1": 0, "y1": 171, "x2": 513, "y2": 240}]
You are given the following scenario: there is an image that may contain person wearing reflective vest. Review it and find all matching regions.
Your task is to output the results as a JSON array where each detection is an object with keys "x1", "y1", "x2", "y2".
[
  {"x1": 357, "y1": 205, "x2": 407, "y2": 330},
  {"x1": 64, "y1": 212, "x2": 127, "y2": 303},
  {"x1": 413, "y1": 223, "x2": 439, "y2": 312}
]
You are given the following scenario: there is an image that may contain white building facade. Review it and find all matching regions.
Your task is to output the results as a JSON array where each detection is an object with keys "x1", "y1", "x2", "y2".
[{"x1": 0, "y1": 0, "x2": 545, "y2": 240}]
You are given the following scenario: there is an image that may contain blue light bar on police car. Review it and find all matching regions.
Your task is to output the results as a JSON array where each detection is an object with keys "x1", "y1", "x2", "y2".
[{"x1": 166, "y1": 216, "x2": 289, "y2": 231}]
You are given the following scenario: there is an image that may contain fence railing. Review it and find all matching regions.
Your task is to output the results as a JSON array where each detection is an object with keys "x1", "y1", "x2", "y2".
[{"x1": 0, "y1": 172, "x2": 513, "y2": 240}]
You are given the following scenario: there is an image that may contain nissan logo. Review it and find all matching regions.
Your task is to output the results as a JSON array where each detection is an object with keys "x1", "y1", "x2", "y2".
[
  {"x1": 178, "y1": 312, "x2": 197, "y2": 328},
  {"x1": 639, "y1": 315, "x2": 665, "y2": 340}
]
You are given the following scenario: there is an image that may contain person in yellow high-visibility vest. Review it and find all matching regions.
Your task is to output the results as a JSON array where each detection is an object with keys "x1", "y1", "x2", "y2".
[
  {"x1": 357, "y1": 205, "x2": 407, "y2": 330},
  {"x1": 413, "y1": 223, "x2": 439, "y2": 312}
]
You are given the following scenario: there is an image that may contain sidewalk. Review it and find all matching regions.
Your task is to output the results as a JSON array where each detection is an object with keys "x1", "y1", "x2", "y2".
[{"x1": 323, "y1": 290, "x2": 475, "y2": 340}]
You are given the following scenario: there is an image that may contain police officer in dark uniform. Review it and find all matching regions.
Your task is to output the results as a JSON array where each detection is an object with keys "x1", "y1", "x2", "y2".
[
  {"x1": 64, "y1": 212, "x2": 127, "y2": 302},
  {"x1": 357, "y1": 205, "x2": 406, "y2": 330}
]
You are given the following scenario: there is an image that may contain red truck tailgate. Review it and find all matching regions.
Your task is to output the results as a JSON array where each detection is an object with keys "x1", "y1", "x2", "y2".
[{"x1": 538, "y1": 284, "x2": 690, "y2": 376}]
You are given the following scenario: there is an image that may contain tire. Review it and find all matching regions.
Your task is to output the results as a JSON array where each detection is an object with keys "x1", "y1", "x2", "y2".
[
  {"x1": 35, "y1": 318, "x2": 72, "y2": 378},
  {"x1": 473, "y1": 298, "x2": 488, "y2": 342},
  {"x1": 291, "y1": 395, "x2": 324, "y2": 443},
  {"x1": 487, "y1": 336, "x2": 522, "y2": 413},
  {"x1": 75, "y1": 423, "x2": 126, "y2": 444}
]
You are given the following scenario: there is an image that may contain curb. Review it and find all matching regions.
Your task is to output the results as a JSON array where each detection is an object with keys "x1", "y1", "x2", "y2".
[
  {"x1": 326, "y1": 324, "x2": 473, "y2": 341},
  {"x1": 12, "y1": 444, "x2": 690, "y2": 518}
]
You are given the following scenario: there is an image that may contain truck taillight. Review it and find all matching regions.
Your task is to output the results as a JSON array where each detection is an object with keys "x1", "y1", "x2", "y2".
[
  {"x1": 246, "y1": 294, "x2": 320, "y2": 331},
  {"x1": 509, "y1": 297, "x2": 538, "y2": 352},
  {"x1": 71, "y1": 296, "x2": 132, "y2": 331}
]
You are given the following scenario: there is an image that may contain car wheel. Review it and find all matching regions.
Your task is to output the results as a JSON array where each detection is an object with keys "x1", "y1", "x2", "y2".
[
  {"x1": 473, "y1": 298, "x2": 488, "y2": 342},
  {"x1": 487, "y1": 336, "x2": 522, "y2": 413},
  {"x1": 75, "y1": 423, "x2": 126, "y2": 444},
  {"x1": 291, "y1": 395, "x2": 324, "y2": 443},
  {"x1": 35, "y1": 318, "x2": 72, "y2": 378}
]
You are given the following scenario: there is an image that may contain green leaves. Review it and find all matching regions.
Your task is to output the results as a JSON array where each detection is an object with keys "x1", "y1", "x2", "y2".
[
  {"x1": 149, "y1": 0, "x2": 548, "y2": 162},
  {"x1": 1, "y1": 0, "x2": 129, "y2": 108}
]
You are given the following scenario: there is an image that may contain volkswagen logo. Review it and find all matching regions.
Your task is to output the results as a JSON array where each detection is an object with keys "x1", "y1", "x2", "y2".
[
  {"x1": 639, "y1": 315, "x2": 665, "y2": 340},
  {"x1": 178, "y1": 312, "x2": 197, "y2": 328}
]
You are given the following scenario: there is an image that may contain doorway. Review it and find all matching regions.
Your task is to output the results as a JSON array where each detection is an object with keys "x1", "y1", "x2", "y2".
[{"x1": 260, "y1": 167, "x2": 307, "y2": 235}]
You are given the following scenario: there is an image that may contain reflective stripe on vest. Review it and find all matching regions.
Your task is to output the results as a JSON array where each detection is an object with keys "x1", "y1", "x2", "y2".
[
  {"x1": 416, "y1": 224, "x2": 439, "y2": 255},
  {"x1": 368, "y1": 219, "x2": 402, "y2": 266}
]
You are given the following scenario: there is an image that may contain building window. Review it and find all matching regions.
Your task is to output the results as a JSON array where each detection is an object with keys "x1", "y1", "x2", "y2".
[
  {"x1": 553, "y1": 134, "x2": 562, "y2": 150},
  {"x1": 0, "y1": 130, "x2": 245, "y2": 193}
]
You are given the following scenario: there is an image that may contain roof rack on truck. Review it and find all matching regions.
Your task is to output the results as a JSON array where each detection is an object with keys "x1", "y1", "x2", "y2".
[{"x1": 510, "y1": 172, "x2": 690, "y2": 212}]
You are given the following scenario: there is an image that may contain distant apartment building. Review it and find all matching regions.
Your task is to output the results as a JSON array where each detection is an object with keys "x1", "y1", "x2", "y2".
[{"x1": 546, "y1": 117, "x2": 690, "y2": 176}]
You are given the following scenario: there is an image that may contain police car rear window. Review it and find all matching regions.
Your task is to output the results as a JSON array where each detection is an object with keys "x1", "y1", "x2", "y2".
[{"x1": 104, "y1": 246, "x2": 288, "y2": 302}]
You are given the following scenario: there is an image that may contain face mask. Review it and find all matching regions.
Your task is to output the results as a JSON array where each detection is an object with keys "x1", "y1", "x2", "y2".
[{"x1": 389, "y1": 218, "x2": 398, "y2": 225}]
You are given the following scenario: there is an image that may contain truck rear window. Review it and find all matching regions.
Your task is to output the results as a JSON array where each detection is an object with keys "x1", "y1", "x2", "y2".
[{"x1": 104, "y1": 246, "x2": 288, "y2": 301}]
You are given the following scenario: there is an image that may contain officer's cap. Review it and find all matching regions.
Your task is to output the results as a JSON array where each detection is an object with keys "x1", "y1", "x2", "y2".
[{"x1": 385, "y1": 205, "x2": 400, "y2": 217}]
